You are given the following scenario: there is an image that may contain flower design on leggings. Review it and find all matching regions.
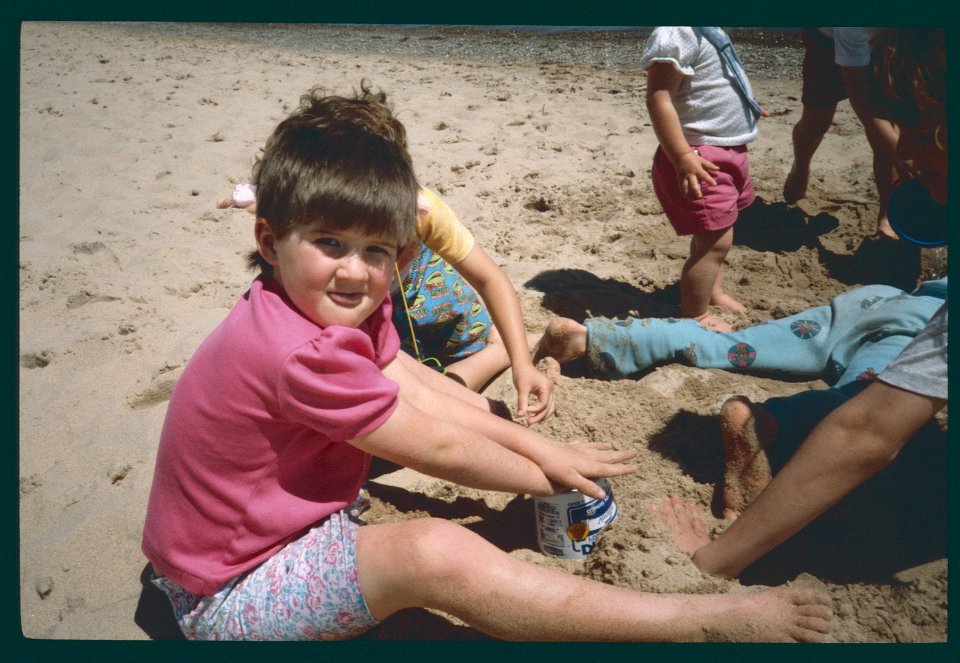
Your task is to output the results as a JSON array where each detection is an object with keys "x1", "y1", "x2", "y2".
[
  {"x1": 727, "y1": 342, "x2": 756, "y2": 368},
  {"x1": 790, "y1": 319, "x2": 822, "y2": 339}
]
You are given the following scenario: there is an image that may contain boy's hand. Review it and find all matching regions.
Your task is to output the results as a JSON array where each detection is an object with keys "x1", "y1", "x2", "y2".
[
  {"x1": 532, "y1": 440, "x2": 636, "y2": 500},
  {"x1": 675, "y1": 150, "x2": 719, "y2": 200}
]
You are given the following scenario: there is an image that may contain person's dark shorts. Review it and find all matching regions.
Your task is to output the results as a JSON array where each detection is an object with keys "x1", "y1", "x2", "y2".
[{"x1": 801, "y1": 28, "x2": 848, "y2": 108}]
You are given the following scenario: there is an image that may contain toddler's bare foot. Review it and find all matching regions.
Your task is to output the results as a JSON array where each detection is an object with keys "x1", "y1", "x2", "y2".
[
  {"x1": 710, "y1": 292, "x2": 747, "y2": 315},
  {"x1": 691, "y1": 312, "x2": 732, "y2": 333},
  {"x1": 532, "y1": 317, "x2": 587, "y2": 364},
  {"x1": 216, "y1": 197, "x2": 231, "y2": 209},
  {"x1": 782, "y1": 165, "x2": 809, "y2": 204},
  {"x1": 720, "y1": 396, "x2": 776, "y2": 520},
  {"x1": 712, "y1": 587, "x2": 833, "y2": 642}
]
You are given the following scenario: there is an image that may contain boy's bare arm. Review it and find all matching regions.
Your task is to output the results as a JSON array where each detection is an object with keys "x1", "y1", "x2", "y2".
[
  {"x1": 382, "y1": 354, "x2": 636, "y2": 498},
  {"x1": 690, "y1": 381, "x2": 944, "y2": 578}
]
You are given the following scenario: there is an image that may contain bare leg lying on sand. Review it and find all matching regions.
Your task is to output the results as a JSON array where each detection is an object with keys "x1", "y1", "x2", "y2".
[{"x1": 358, "y1": 517, "x2": 832, "y2": 641}]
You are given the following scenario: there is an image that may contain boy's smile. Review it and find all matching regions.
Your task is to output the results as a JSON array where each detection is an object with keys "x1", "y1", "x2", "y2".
[{"x1": 256, "y1": 219, "x2": 398, "y2": 329}]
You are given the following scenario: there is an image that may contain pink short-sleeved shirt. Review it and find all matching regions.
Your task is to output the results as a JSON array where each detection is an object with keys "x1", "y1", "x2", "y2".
[{"x1": 142, "y1": 276, "x2": 400, "y2": 595}]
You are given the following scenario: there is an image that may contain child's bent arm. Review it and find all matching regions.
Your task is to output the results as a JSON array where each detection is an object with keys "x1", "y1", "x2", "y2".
[
  {"x1": 382, "y1": 355, "x2": 636, "y2": 498},
  {"x1": 454, "y1": 244, "x2": 555, "y2": 421},
  {"x1": 645, "y1": 62, "x2": 718, "y2": 199}
]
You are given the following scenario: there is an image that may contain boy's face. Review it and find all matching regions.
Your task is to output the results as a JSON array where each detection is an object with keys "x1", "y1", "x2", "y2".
[{"x1": 257, "y1": 219, "x2": 398, "y2": 328}]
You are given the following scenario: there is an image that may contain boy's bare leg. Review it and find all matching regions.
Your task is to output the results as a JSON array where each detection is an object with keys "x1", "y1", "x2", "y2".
[
  {"x1": 532, "y1": 317, "x2": 588, "y2": 365},
  {"x1": 720, "y1": 396, "x2": 778, "y2": 520},
  {"x1": 357, "y1": 518, "x2": 832, "y2": 642}
]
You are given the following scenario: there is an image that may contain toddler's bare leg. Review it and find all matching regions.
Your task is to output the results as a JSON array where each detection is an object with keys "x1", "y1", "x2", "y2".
[
  {"x1": 720, "y1": 396, "x2": 777, "y2": 520},
  {"x1": 356, "y1": 518, "x2": 832, "y2": 642},
  {"x1": 532, "y1": 317, "x2": 588, "y2": 364},
  {"x1": 710, "y1": 264, "x2": 747, "y2": 315},
  {"x1": 682, "y1": 229, "x2": 738, "y2": 332}
]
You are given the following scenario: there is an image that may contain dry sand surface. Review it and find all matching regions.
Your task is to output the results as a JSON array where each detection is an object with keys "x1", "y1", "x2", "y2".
[{"x1": 19, "y1": 22, "x2": 948, "y2": 642}]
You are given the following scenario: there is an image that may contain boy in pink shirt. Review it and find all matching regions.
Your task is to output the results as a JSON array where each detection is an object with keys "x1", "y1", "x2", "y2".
[{"x1": 142, "y1": 83, "x2": 832, "y2": 641}]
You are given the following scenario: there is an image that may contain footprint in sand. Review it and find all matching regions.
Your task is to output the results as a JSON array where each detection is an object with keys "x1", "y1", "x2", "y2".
[{"x1": 66, "y1": 290, "x2": 120, "y2": 309}]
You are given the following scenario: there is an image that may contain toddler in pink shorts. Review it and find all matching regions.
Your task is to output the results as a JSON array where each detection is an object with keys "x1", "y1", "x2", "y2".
[{"x1": 641, "y1": 27, "x2": 764, "y2": 332}]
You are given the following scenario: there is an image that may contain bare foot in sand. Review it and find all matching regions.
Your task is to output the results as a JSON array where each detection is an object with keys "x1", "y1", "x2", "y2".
[
  {"x1": 720, "y1": 396, "x2": 776, "y2": 520},
  {"x1": 782, "y1": 164, "x2": 809, "y2": 204},
  {"x1": 652, "y1": 494, "x2": 834, "y2": 641},
  {"x1": 876, "y1": 215, "x2": 900, "y2": 240},
  {"x1": 710, "y1": 291, "x2": 747, "y2": 315},
  {"x1": 532, "y1": 317, "x2": 587, "y2": 364},
  {"x1": 216, "y1": 196, "x2": 232, "y2": 209},
  {"x1": 691, "y1": 311, "x2": 732, "y2": 333},
  {"x1": 649, "y1": 528, "x2": 834, "y2": 641},
  {"x1": 710, "y1": 587, "x2": 833, "y2": 642}
]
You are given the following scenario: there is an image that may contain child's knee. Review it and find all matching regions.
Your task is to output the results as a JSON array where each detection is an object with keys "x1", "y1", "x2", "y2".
[{"x1": 404, "y1": 517, "x2": 480, "y2": 579}]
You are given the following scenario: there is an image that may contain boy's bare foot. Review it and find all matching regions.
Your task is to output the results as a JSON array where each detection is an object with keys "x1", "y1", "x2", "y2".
[
  {"x1": 783, "y1": 165, "x2": 809, "y2": 204},
  {"x1": 713, "y1": 587, "x2": 833, "y2": 642},
  {"x1": 691, "y1": 312, "x2": 732, "y2": 333},
  {"x1": 876, "y1": 216, "x2": 900, "y2": 240},
  {"x1": 710, "y1": 291, "x2": 747, "y2": 315},
  {"x1": 532, "y1": 317, "x2": 587, "y2": 364},
  {"x1": 719, "y1": 396, "x2": 776, "y2": 520}
]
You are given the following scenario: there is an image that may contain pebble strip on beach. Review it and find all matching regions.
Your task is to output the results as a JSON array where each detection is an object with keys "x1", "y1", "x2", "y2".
[{"x1": 115, "y1": 22, "x2": 805, "y2": 79}]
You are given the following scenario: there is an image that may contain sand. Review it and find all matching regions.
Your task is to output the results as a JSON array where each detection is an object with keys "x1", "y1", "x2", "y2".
[{"x1": 19, "y1": 22, "x2": 947, "y2": 642}]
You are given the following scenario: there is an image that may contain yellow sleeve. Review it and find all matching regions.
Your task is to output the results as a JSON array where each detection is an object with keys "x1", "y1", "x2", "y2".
[{"x1": 415, "y1": 188, "x2": 475, "y2": 265}]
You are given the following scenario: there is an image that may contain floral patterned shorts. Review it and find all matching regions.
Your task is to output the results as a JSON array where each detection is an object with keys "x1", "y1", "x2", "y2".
[{"x1": 151, "y1": 508, "x2": 379, "y2": 640}]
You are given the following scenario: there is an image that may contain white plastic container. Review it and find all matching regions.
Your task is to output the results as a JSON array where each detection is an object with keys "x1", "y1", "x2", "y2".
[{"x1": 534, "y1": 478, "x2": 619, "y2": 559}]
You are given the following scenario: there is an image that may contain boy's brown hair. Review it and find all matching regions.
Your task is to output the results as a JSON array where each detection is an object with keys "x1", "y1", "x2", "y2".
[{"x1": 249, "y1": 81, "x2": 419, "y2": 272}]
